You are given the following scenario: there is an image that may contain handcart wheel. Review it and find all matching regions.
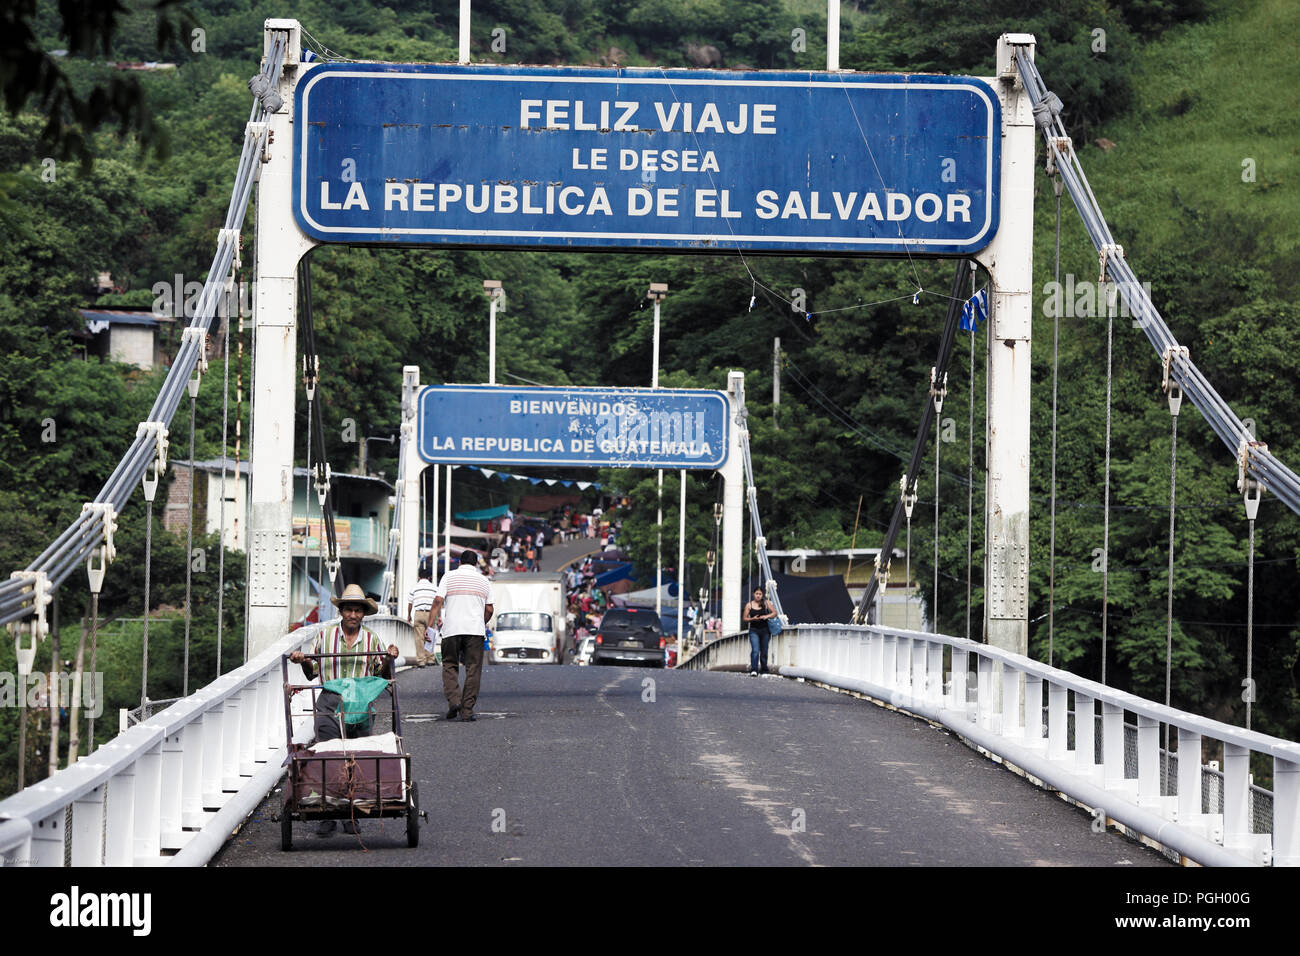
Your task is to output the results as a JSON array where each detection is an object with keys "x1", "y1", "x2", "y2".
[
  {"x1": 281, "y1": 801, "x2": 294, "y2": 851},
  {"x1": 407, "y1": 783, "x2": 420, "y2": 848}
]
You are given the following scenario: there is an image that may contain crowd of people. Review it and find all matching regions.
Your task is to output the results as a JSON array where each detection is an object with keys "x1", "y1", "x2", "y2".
[
  {"x1": 562, "y1": 554, "x2": 612, "y2": 651},
  {"x1": 484, "y1": 504, "x2": 609, "y2": 574}
]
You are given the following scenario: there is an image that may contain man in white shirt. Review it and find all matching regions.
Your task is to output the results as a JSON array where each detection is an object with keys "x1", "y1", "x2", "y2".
[
  {"x1": 431, "y1": 550, "x2": 494, "y2": 722},
  {"x1": 406, "y1": 564, "x2": 438, "y2": 667}
]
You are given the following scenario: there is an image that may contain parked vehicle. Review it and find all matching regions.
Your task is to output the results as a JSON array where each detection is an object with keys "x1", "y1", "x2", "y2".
[
  {"x1": 488, "y1": 572, "x2": 567, "y2": 664},
  {"x1": 590, "y1": 606, "x2": 665, "y2": 668},
  {"x1": 574, "y1": 636, "x2": 596, "y2": 665}
]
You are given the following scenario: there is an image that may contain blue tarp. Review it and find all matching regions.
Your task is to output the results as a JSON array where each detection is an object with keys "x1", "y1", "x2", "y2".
[
  {"x1": 454, "y1": 504, "x2": 510, "y2": 522},
  {"x1": 594, "y1": 562, "x2": 635, "y2": 587}
]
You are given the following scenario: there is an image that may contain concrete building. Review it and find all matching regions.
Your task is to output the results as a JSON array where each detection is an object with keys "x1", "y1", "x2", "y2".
[
  {"x1": 79, "y1": 309, "x2": 176, "y2": 369},
  {"x1": 167, "y1": 458, "x2": 393, "y2": 621}
]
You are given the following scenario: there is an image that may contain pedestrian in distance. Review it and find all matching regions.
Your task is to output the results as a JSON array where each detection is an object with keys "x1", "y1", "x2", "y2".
[
  {"x1": 743, "y1": 585, "x2": 776, "y2": 676},
  {"x1": 406, "y1": 563, "x2": 437, "y2": 667},
  {"x1": 431, "y1": 550, "x2": 494, "y2": 722}
]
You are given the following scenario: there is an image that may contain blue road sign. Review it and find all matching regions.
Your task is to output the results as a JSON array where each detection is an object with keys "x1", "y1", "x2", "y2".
[
  {"x1": 294, "y1": 64, "x2": 1000, "y2": 255},
  {"x1": 418, "y1": 386, "x2": 729, "y2": 469}
]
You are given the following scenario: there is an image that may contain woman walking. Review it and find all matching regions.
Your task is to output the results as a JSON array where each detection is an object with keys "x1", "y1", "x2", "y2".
[{"x1": 743, "y1": 585, "x2": 776, "y2": 676}]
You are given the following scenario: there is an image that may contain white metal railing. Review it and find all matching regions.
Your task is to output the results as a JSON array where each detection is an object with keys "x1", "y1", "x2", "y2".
[
  {"x1": 0, "y1": 613, "x2": 415, "y2": 867},
  {"x1": 679, "y1": 623, "x2": 1300, "y2": 867}
]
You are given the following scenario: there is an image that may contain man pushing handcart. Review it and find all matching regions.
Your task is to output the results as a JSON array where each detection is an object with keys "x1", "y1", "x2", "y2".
[{"x1": 279, "y1": 584, "x2": 422, "y2": 850}]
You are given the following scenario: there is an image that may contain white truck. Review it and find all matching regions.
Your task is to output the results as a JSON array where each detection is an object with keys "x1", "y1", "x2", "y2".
[{"x1": 488, "y1": 572, "x2": 567, "y2": 665}]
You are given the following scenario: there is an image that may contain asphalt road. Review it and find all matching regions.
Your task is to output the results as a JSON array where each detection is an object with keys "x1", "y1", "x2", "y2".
[{"x1": 213, "y1": 661, "x2": 1172, "y2": 867}]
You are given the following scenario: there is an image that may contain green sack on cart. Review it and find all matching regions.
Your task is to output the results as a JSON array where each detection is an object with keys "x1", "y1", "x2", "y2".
[{"x1": 323, "y1": 676, "x2": 390, "y2": 726}]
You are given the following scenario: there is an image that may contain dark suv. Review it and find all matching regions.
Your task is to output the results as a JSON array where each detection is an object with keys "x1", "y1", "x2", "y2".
[{"x1": 591, "y1": 607, "x2": 665, "y2": 668}]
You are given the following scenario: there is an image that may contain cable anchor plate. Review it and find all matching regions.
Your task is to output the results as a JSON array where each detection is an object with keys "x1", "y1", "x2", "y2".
[
  {"x1": 900, "y1": 474, "x2": 917, "y2": 519},
  {"x1": 1161, "y1": 346, "x2": 1188, "y2": 416},
  {"x1": 136, "y1": 422, "x2": 170, "y2": 502}
]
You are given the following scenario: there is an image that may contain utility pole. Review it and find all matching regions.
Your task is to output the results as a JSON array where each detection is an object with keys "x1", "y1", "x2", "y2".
[
  {"x1": 827, "y1": 0, "x2": 840, "y2": 71},
  {"x1": 484, "y1": 279, "x2": 503, "y2": 385},
  {"x1": 458, "y1": 0, "x2": 471, "y2": 64}
]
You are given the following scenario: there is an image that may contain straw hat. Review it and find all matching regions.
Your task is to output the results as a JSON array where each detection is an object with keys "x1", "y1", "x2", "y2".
[{"x1": 331, "y1": 583, "x2": 378, "y2": 615}]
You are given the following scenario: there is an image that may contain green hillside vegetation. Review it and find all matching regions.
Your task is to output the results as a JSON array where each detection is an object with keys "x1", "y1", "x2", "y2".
[{"x1": 0, "y1": 0, "x2": 1297, "y2": 794}]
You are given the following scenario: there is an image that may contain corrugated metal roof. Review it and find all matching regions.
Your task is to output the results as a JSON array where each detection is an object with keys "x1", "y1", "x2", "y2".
[{"x1": 79, "y1": 309, "x2": 172, "y2": 333}]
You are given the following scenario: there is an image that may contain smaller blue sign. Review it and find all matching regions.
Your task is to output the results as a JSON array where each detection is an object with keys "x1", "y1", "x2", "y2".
[{"x1": 418, "y1": 385, "x2": 729, "y2": 470}]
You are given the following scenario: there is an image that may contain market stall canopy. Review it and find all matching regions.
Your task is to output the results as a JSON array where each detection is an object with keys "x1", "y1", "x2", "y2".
[
  {"x1": 594, "y1": 562, "x2": 635, "y2": 587},
  {"x1": 611, "y1": 582, "x2": 682, "y2": 608},
  {"x1": 444, "y1": 523, "x2": 499, "y2": 540},
  {"x1": 454, "y1": 504, "x2": 510, "y2": 522},
  {"x1": 420, "y1": 544, "x2": 475, "y2": 565}
]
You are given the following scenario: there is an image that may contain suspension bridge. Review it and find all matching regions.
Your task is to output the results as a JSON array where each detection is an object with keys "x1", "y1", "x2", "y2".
[{"x1": 1, "y1": 20, "x2": 1298, "y2": 872}]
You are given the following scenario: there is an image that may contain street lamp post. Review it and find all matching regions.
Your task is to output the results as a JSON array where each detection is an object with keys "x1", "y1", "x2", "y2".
[
  {"x1": 484, "y1": 279, "x2": 504, "y2": 385},
  {"x1": 647, "y1": 282, "x2": 668, "y2": 623},
  {"x1": 705, "y1": 549, "x2": 716, "y2": 640},
  {"x1": 360, "y1": 433, "x2": 395, "y2": 476},
  {"x1": 712, "y1": 502, "x2": 723, "y2": 622},
  {"x1": 697, "y1": 586, "x2": 707, "y2": 645},
  {"x1": 677, "y1": 469, "x2": 686, "y2": 650}
]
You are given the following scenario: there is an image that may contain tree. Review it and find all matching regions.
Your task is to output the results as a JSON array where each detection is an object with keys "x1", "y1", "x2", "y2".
[{"x1": 1, "y1": 0, "x2": 196, "y2": 167}]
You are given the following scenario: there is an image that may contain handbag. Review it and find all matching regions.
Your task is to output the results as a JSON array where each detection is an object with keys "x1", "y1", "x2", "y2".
[{"x1": 768, "y1": 615, "x2": 784, "y2": 637}]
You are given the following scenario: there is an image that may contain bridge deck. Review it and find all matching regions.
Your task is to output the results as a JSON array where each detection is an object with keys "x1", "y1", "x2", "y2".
[{"x1": 214, "y1": 663, "x2": 1172, "y2": 867}]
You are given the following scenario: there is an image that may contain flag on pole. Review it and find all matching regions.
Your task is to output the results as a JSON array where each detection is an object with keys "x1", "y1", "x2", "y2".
[{"x1": 960, "y1": 288, "x2": 988, "y2": 332}]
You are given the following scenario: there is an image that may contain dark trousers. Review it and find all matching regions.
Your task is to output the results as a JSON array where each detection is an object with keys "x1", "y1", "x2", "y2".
[
  {"x1": 442, "y1": 634, "x2": 485, "y2": 717},
  {"x1": 314, "y1": 689, "x2": 374, "y2": 743},
  {"x1": 749, "y1": 629, "x2": 770, "y2": 674}
]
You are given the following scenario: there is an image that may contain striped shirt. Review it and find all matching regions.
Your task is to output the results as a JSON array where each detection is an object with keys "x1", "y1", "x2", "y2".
[
  {"x1": 437, "y1": 566, "x2": 494, "y2": 637},
  {"x1": 310, "y1": 624, "x2": 388, "y2": 682},
  {"x1": 407, "y1": 578, "x2": 438, "y2": 612}
]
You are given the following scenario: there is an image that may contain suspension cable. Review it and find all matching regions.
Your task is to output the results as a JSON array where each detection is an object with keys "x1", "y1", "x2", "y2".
[
  {"x1": 966, "y1": 271, "x2": 975, "y2": 643},
  {"x1": 1163, "y1": 347, "x2": 1184, "y2": 790},
  {"x1": 1242, "y1": 469, "x2": 1261, "y2": 730},
  {"x1": 852, "y1": 259, "x2": 973, "y2": 623},
  {"x1": 1246, "y1": 514, "x2": 1256, "y2": 732},
  {"x1": 931, "y1": 367, "x2": 946, "y2": 633},
  {"x1": 216, "y1": 297, "x2": 231, "y2": 677},
  {"x1": 1101, "y1": 292, "x2": 1114, "y2": 685},
  {"x1": 297, "y1": 257, "x2": 343, "y2": 598},
  {"x1": 1048, "y1": 175, "x2": 1063, "y2": 667},
  {"x1": 85, "y1": 600, "x2": 98, "y2": 756},
  {"x1": 1015, "y1": 49, "x2": 1300, "y2": 518},
  {"x1": 378, "y1": 368, "x2": 418, "y2": 613},
  {"x1": 182, "y1": 367, "x2": 198, "y2": 697},
  {"x1": 140, "y1": 468, "x2": 156, "y2": 711},
  {"x1": 303, "y1": 344, "x2": 316, "y2": 619},
  {"x1": 736, "y1": 408, "x2": 783, "y2": 619},
  {"x1": 0, "y1": 31, "x2": 289, "y2": 628}
]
